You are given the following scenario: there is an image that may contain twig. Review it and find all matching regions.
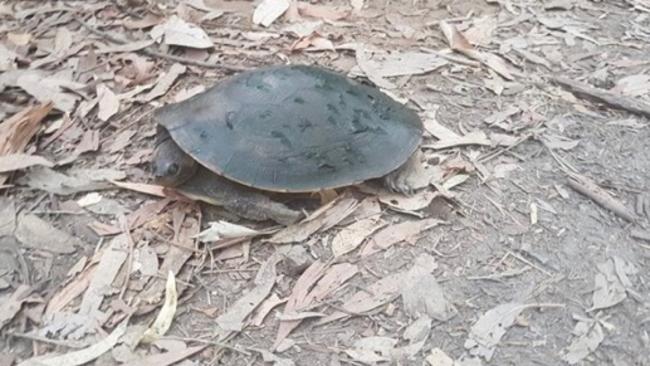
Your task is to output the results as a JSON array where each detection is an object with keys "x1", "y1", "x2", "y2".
[
  {"x1": 550, "y1": 76, "x2": 650, "y2": 119},
  {"x1": 566, "y1": 173, "x2": 637, "y2": 223},
  {"x1": 75, "y1": 17, "x2": 247, "y2": 72},
  {"x1": 478, "y1": 132, "x2": 533, "y2": 163},
  {"x1": 160, "y1": 336, "x2": 251, "y2": 355},
  {"x1": 507, "y1": 250, "x2": 552, "y2": 277},
  {"x1": 7, "y1": 332, "x2": 87, "y2": 349}
]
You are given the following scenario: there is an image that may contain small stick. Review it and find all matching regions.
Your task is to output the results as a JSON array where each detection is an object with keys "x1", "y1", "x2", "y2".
[
  {"x1": 550, "y1": 76, "x2": 650, "y2": 119},
  {"x1": 566, "y1": 173, "x2": 637, "y2": 223},
  {"x1": 75, "y1": 17, "x2": 247, "y2": 72}
]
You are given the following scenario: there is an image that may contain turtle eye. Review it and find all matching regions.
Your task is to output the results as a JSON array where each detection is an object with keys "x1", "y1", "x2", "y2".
[{"x1": 167, "y1": 163, "x2": 180, "y2": 176}]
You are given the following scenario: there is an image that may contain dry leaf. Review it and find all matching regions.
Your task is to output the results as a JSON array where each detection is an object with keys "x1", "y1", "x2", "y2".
[
  {"x1": 354, "y1": 48, "x2": 447, "y2": 89},
  {"x1": 362, "y1": 218, "x2": 443, "y2": 256},
  {"x1": 123, "y1": 13, "x2": 163, "y2": 29},
  {"x1": 17, "y1": 320, "x2": 128, "y2": 366},
  {"x1": 439, "y1": 21, "x2": 514, "y2": 80},
  {"x1": 124, "y1": 345, "x2": 207, "y2": 366},
  {"x1": 464, "y1": 302, "x2": 528, "y2": 361},
  {"x1": 0, "y1": 44, "x2": 18, "y2": 71},
  {"x1": 251, "y1": 293, "x2": 286, "y2": 326},
  {"x1": 276, "y1": 261, "x2": 357, "y2": 347},
  {"x1": 139, "y1": 63, "x2": 186, "y2": 102},
  {"x1": 464, "y1": 15, "x2": 497, "y2": 46},
  {"x1": 107, "y1": 129, "x2": 136, "y2": 153},
  {"x1": 274, "y1": 260, "x2": 329, "y2": 349},
  {"x1": 141, "y1": 271, "x2": 178, "y2": 344},
  {"x1": 253, "y1": 0, "x2": 290, "y2": 27},
  {"x1": 19, "y1": 167, "x2": 125, "y2": 195},
  {"x1": 195, "y1": 220, "x2": 263, "y2": 241},
  {"x1": 7, "y1": 32, "x2": 31, "y2": 46},
  {"x1": 401, "y1": 254, "x2": 455, "y2": 320},
  {"x1": 15, "y1": 214, "x2": 83, "y2": 253},
  {"x1": 0, "y1": 285, "x2": 36, "y2": 330},
  {"x1": 151, "y1": 15, "x2": 213, "y2": 49},
  {"x1": 216, "y1": 252, "x2": 280, "y2": 332},
  {"x1": 318, "y1": 263, "x2": 411, "y2": 325},
  {"x1": 0, "y1": 154, "x2": 53, "y2": 173},
  {"x1": 297, "y1": 2, "x2": 350, "y2": 21},
  {"x1": 284, "y1": 20, "x2": 322, "y2": 38},
  {"x1": 110, "y1": 180, "x2": 166, "y2": 198},
  {"x1": 378, "y1": 190, "x2": 438, "y2": 212},
  {"x1": 561, "y1": 317, "x2": 605, "y2": 364},
  {"x1": 96, "y1": 84, "x2": 120, "y2": 121},
  {"x1": 15, "y1": 72, "x2": 82, "y2": 113},
  {"x1": 426, "y1": 348, "x2": 455, "y2": 366},
  {"x1": 0, "y1": 102, "x2": 52, "y2": 156},
  {"x1": 269, "y1": 196, "x2": 358, "y2": 244},
  {"x1": 611, "y1": 74, "x2": 650, "y2": 97},
  {"x1": 78, "y1": 235, "x2": 129, "y2": 318},
  {"x1": 589, "y1": 258, "x2": 629, "y2": 311},
  {"x1": 424, "y1": 130, "x2": 492, "y2": 150}
]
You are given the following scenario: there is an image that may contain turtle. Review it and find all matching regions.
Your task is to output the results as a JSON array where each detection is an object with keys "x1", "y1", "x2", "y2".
[{"x1": 152, "y1": 64, "x2": 424, "y2": 225}]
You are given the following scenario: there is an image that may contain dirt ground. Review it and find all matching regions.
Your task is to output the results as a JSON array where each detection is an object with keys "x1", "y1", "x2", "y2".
[{"x1": 1, "y1": 0, "x2": 649, "y2": 365}]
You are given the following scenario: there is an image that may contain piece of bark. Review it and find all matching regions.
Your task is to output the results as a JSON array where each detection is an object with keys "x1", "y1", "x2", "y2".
[{"x1": 551, "y1": 76, "x2": 650, "y2": 119}]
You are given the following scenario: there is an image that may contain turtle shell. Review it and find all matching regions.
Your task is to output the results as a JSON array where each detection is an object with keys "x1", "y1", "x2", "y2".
[{"x1": 155, "y1": 65, "x2": 423, "y2": 193}]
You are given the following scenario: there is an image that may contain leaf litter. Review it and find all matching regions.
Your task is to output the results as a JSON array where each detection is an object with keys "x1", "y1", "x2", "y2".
[{"x1": 2, "y1": 1, "x2": 648, "y2": 365}]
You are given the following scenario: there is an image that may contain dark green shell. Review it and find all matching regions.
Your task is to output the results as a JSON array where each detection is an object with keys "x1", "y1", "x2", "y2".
[{"x1": 155, "y1": 65, "x2": 423, "y2": 193}]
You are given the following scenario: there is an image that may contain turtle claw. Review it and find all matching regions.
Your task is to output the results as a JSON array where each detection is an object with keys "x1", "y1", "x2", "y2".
[{"x1": 382, "y1": 149, "x2": 423, "y2": 195}]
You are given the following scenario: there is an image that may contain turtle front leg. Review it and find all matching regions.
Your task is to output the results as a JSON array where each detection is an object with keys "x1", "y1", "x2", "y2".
[{"x1": 382, "y1": 149, "x2": 423, "y2": 195}]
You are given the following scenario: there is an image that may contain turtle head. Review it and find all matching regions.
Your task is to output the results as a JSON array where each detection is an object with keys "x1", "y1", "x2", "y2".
[{"x1": 152, "y1": 136, "x2": 198, "y2": 187}]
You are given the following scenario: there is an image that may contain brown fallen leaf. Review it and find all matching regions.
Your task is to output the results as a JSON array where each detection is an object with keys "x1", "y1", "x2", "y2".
[
  {"x1": 269, "y1": 196, "x2": 358, "y2": 244},
  {"x1": 253, "y1": 0, "x2": 290, "y2": 27},
  {"x1": 464, "y1": 15, "x2": 497, "y2": 46},
  {"x1": 331, "y1": 206, "x2": 386, "y2": 257},
  {"x1": 123, "y1": 13, "x2": 163, "y2": 30},
  {"x1": 107, "y1": 129, "x2": 136, "y2": 153},
  {"x1": 195, "y1": 220, "x2": 265, "y2": 242},
  {"x1": 361, "y1": 218, "x2": 443, "y2": 256},
  {"x1": 297, "y1": 2, "x2": 350, "y2": 21},
  {"x1": 611, "y1": 74, "x2": 650, "y2": 97},
  {"x1": 138, "y1": 63, "x2": 186, "y2": 102},
  {"x1": 424, "y1": 130, "x2": 492, "y2": 150},
  {"x1": 378, "y1": 190, "x2": 439, "y2": 212},
  {"x1": 19, "y1": 167, "x2": 125, "y2": 195},
  {"x1": 561, "y1": 316, "x2": 606, "y2": 365},
  {"x1": 216, "y1": 251, "x2": 281, "y2": 332},
  {"x1": 140, "y1": 271, "x2": 178, "y2": 344},
  {"x1": 78, "y1": 235, "x2": 129, "y2": 319},
  {"x1": 0, "y1": 102, "x2": 53, "y2": 184},
  {"x1": 45, "y1": 263, "x2": 97, "y2": 317},
  {"x1": 251, "y1": 293, "x2": 287, "y2": 326},
  {"x1": 110, "y1": 180, "x2": 167, "y2": 198},
  {"x1": 151, "y1": 16, "x2": 213, "y2": 49},
  {"x1": 464, "y1": 302, "x2": 562, "y2": 361},
  {"x1": 354, "y1": 47, "x2": 447, "y2": 89},
  {"x1": 123, "y1": 345, "x2": 207, "y2": 366},
  {"x1": 0, "y1": 153, "x2": 53, "y2": 173},
  {"x1": 0, "y1": 285, "x2": 37, "y2": 330},
  {"x1": 15, "y1": 72, "x2": 83, "y2": 113},
  {"x1": 401, "y1": 254, "x2": 455, "y2": 320},
  {"x1": 439, "y1": 21, "x2": 514, "y2": 80},
  {"x1": 15, "y1": 214, "x2": 84, "y2": 254},
  {"x1": 17, "y1": 320, "x2": 128, "y2": 366},
  {"x1": 96, "y1": 84, "x2": 120, "y2": 122},
  {"x1": 317, "y1": 266, "x2": 405, "y2": 325},
  {"x1": 274, "y1": 260, "x2": 329, "y2": 349}
]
